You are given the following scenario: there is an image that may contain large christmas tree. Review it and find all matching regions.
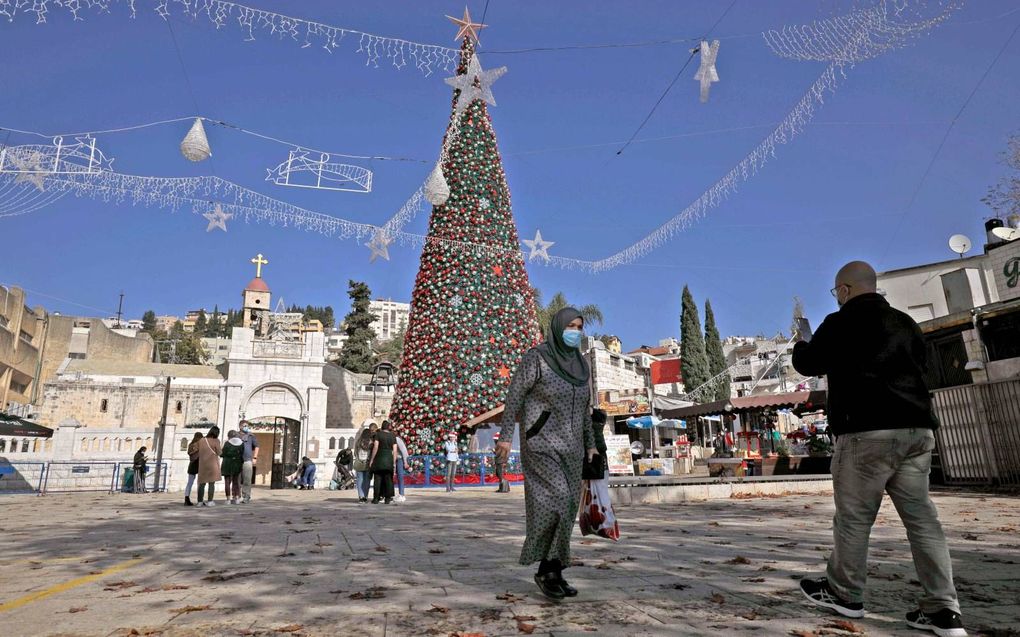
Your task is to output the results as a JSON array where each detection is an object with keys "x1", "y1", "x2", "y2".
[{"x1": 388, "y1": 23, "x2": 540, "y2": 455}]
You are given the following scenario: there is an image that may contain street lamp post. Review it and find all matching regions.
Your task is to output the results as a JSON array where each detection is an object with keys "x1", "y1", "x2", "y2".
[{"x1": 153, "y1": 376, "x2": 173, "y2": 492}]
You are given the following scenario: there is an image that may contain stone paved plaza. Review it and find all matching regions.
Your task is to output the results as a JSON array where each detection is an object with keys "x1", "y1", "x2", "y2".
[{"x1": 0, "y1": 486, "x2": 1017, "y2": 636}]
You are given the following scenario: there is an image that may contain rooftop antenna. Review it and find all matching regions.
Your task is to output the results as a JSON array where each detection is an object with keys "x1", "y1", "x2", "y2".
[
  {"x1": 948, "y1": 234, "x2": 972, "y2": 259},
  {"x1": 115, "y1": 291, "x2": 124, "y2": 327}
]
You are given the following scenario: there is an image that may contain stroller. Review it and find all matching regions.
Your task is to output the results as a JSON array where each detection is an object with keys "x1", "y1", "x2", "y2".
[{"x1": 332, "y1": 448, "x2": 357, "y2": 490}]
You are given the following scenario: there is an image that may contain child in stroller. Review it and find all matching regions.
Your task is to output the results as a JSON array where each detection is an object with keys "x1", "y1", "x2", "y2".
[{"x1": 332, "y1": 448, "x2": 357, "y2": 490}]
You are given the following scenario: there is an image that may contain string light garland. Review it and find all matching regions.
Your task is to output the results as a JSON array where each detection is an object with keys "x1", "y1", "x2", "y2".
[{"x1": 0, "y1": 0, "x2": 459, "y2": 76}]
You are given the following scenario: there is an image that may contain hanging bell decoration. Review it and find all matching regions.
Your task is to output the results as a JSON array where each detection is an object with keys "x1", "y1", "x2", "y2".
[
  {"x1": 424, "y1": 160, "x2": 450, "y2": 206},
  {"x1": 180, "y1": 117, "x2": 212, "y2": 162}
]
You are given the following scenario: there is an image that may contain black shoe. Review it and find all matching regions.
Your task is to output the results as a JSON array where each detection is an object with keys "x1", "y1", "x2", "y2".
[
  {"x1": 534, "y1": 572, "x2": 566, "y2": 601},
  {"x1": 799, "y1": 578, "x2": 865, "y2": 618},
  {"x1": 371, "y1": 499, "x2": 380, "y2": 504},
  {"x1": 554, "y1": 574, "x2": 578, "y2": 597},
  {"x1": 184, "y1": 496, "x2": 193, "y2": 506},
  {"x1": 906, "y1": 609, "x2": 968, "y2": 637},
  {"x1": 384, "y1": 498, "x2": 393, "y2": 504},
  {"x1": 358, "y1": 497, "x2": 367, "y2": 503}
]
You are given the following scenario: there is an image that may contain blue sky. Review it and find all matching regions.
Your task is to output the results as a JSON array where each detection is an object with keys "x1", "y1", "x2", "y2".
[{"x1": 1, "y1": 1, "x2": 1018, "y2": 349}]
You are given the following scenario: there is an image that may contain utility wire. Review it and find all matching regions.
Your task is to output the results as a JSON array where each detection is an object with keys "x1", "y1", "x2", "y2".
[
  {"x1": 615, "y1": 0, "x2": 737, "y2": 156},
  {"x1": 879, "y1": 19, "x2": 1020, "y2": 267}
]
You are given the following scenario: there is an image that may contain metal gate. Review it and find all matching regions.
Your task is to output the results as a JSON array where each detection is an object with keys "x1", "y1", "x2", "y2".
[{"x1": 931, "y1": 378, "x2": 1020, "y2": 486}]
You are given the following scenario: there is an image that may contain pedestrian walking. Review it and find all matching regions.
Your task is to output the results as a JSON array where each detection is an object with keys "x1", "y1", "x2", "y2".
[
  {"x1": 394, "y1": 431, "x2": 410, "y2": 503},
  {"x1": 184, "y1": 432, "x2": 203, "y2": 506},
  {"x1": 238, "y1": 421, "x2": 260, "y2": 504},
  {"x1": 495, "y1": 307, "x2": 598, "y2": 600},
  {"x1": 132, "y1": 446, "x2": 148, "y2": 493},
  {"x1": 352, "y1": 422, "x2": 376, "y2": 503},
  {"x1": 792, "y1": 261, "x2": 967, "y2": 637},
  {"x1": 369, "y1": 421, "x2": 398, "y2": 504},
  {"x1": 493, "y1": 432, "x2": 510, "y2": 493},
  {"x1": 196, "y1": 426, "x2": 222, "y2": 507},
  {"x1": 220, "y1": 430, "x2": 244, "y2": 505},
  {"x1": 443, "y1": 432, "x2": 459, "y2": 492}
]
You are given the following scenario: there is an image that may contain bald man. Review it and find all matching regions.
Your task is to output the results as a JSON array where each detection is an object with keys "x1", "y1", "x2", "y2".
[{"x1": 792, "y1": 261, "x2": 966, "y2": 637}]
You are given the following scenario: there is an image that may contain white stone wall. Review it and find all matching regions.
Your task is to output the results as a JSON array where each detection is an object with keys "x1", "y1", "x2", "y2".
[{"x1": 987, "y1": 240, "x2": 1020, "y2": 303}]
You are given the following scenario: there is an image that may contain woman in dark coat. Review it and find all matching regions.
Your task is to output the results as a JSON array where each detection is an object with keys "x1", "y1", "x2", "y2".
[
  {"x1": 369, "y1": 420, "x2": 398, "y2": 504},
  {"x1": 184, "y1": 432, "x2": 203, "y2": 506},
  {"x1": 495, "y1": 307, "x2": 597, "y2": 600}
]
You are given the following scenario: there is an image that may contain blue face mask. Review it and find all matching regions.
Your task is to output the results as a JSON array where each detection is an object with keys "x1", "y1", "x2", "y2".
[{"x1": 562, "y1": 328, "x2": 583, "y2": 348}]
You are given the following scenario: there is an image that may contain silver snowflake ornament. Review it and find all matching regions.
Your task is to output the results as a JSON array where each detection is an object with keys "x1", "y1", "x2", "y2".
[
  {"x1": 450, "y1": 295, "x2": 464, "y2": 308},
  {"x1": 470, "y1": 373, "x2": 484, "y2": 386}
]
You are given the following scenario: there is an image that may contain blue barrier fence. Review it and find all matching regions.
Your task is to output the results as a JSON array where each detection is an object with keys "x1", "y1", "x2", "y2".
[
  {"x1": 33, "y1": 461, "x2": 168, "y2": 494},
  {"x1": 400, "y1": 452, "x2": 524, "y2": 489},
  {"x1": 0, "y1": 461, "x2": 46, "y2": 494}
]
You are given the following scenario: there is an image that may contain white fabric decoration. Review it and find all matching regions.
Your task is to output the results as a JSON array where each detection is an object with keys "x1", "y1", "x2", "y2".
[
  {"x1": 694, "y1": 40, "x2": 720, "y2": 103},
  {"x1": 424, "y1": 160, "x2": 450, "y2": 206},
  {"x1": 180, "y1": 118, "x2": 212, "y2": 162}
]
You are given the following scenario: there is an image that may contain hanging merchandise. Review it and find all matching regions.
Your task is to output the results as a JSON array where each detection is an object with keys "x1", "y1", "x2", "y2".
[
  {"x1": 266, "y1": 149, "x2": 372, "y2": 193},
  {"x1": 424, "y1": 160, "x2": 450, "y2": 206},
  {"x1": 180, "y1": 118, "x2": 212, "y2": 162},
  {"x1": 693, "y1": 40, "x2": 720, "y2": 103},
  {"x1": 202, "y1": 202, "x2": 232, "y2": 232}
]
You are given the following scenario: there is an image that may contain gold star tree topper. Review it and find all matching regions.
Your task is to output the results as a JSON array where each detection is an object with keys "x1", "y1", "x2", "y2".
[{"x1": 446, "y1": 7, "x2": 487, "y2": 43}]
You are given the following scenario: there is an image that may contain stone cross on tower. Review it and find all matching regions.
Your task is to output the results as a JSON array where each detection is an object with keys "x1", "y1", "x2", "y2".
[{"x1": 251, "y1": 253, "x2": 268, "y2": 278}]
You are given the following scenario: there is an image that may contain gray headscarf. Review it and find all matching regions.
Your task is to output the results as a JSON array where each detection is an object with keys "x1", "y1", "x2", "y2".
[{"x1": 536, "y1": 307, "x2": 590, "y2": 387}]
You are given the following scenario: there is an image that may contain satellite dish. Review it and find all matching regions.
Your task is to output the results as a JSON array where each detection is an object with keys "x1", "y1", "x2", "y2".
[
  {"x1": 949, "y1": 234, "x2": 972, "y2": 256},
  {"x1": 992, "y1": 227, "x2": 1020, "y2": 242},
  {"x1": 630, "y1": 440, "x2": 645, "y2": 455}
]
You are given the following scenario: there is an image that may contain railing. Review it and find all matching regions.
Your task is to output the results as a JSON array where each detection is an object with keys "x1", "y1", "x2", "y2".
[
  {"x1": 402, "y1": 452, "x2": 524, "y2": 488},
  {"x1": 37, "y1": 461, "x2": 168, "y2": 494},
  {"x1": 0, "y1": 461, "x2": 46, "y2": 494},
  {"x1": 931, "y1": 378, "x2": 1020, "y2": 487}
]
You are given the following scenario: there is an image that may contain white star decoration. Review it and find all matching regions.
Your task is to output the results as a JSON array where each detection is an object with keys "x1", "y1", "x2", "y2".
[
  {"x1": 444, "y1": 54, "x2": 507, "y2": 116},
  {"x1": 366, "y1": 232, "x2": 392, "y2": 263},
  {"x1": 202, "y1": 203, "x2": 233, "y2": 232},
  {"x1": 694, "y1": 40, "x2": 721, "y2": 103},
  {"x1": 446, "y1": 7, "x2": 487, "y2": 43},
  {"x1": 11, "y1": 150, "x2": 49, "y2": 191},
  {"x1": 523, "y1": 230, "x2": 555, "y2": 263}
]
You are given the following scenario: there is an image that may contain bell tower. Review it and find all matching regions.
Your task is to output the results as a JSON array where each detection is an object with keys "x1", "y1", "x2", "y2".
[{"x1": 243, "y1": 253, "x2": 271, "y2": 337}]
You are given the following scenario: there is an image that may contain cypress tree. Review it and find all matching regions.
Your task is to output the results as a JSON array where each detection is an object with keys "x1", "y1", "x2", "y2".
[
  {"x1": 704, "y1": 299, "x2": 730, "y2": 401},
  {"x1": 680, "y1": 285, "x2": 710, "y2": 399},
  {"x1": 338, "y1": 280, "x2": 379, "y2": 373}
]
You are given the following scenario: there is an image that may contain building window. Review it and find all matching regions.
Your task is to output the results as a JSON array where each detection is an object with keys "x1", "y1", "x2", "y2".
[
  {"x1": 21, "y1": 439, "x2": 29, "y2": 453},
  {"x1": 100, "y1": 399, "x2": 108, "y2": 413},
  {"x1": 0, "y1": 439, "x2": 6, "y2": 452},
  {"x1": 175, "y1": 401, "x2": 184, "y2": 414},
  {"x1": 329, "y1": 437, "x2": 336, "y2": 450},
  {"x1": 8, "y1": 439, "x2": 17, "y2": 453},
  {"x1": 180, "y1": 438, "x2": 188, "y2": 451}
]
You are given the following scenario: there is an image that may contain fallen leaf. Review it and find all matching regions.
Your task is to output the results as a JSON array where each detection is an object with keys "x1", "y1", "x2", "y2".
[
  {"x1": 708, "y1": 521, "x2": 721, "y2": 527},
  {"x1": 514, "y1": 615, "x2": 536, "y2": 621},
  {"x1": 962, "y1": 533, "x2": 981, "y2": 541},
  {"x1": 789, "y1": 631, "x2": 818, "y2": 637},
  {"x1": 709, "y1": 592, "x2": 725, "y2": 604},
  {"x1": 169, "y1": 604, "x2": 212, "y2": 614},
  {"x1": 274, "y1": 625, "x2": 304, "y2": 633},
  {"x1": 778, "y1": 542, "x2": 798, "y2": 548},
  {"x1": 517, "y1": 620, "x2": 536, "y2": 634},
  {"x1": 496, "y1": 591, "x2": 525, "y2": 603},
  {"x1": 661, "y1": 583, "x2": 690, "y2": 590},
  {"x1": 758, "y1": 565, "x2": 776, "y2": 572},
  {"x1": 726, "y1": 556, "x2": 751, "y2": 565},
  {"x1": 824, "y1": 619, "x2": 863, "y2": 634},
  {"x1": 69, "y1": 606, "x2": 87, "y2": 613},
  {"x1": 742, "y1": 577, "x2": 766, "y2": 583},
  {"x1": 426, "y1": 604, "x2": 449, "y2": 614},
  {"x1": 428, "y1": 548, "x2": 445, "y2": 554},
  {"x1": 202, "y1": 570, "x2": 262, "y2": 582},
  {"x1": 103, "y1": 581, "x2": 138, "y2": 591},
  {"x1": 740, "y1": 610, "x2": 758, "y2": 620},
  {"x1": 375, "y1": 545, "x2": 389, "y2": 553}
]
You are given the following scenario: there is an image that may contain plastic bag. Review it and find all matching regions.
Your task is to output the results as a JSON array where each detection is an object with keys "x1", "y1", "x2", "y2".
[{"x1": 578, "y1": 478, "x2": 620, "y2": 541}]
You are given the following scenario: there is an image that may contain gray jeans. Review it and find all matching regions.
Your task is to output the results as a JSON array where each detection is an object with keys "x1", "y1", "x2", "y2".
[
  {"x1": 241, "y1": 460, "x2": 254, "y2": 501},
  {"x1": 827, "y1": 428, "x2": 960, "y2": 613}
]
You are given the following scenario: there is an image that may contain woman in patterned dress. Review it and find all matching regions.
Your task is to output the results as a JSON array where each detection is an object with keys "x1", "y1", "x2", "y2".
[{"x1": 496, "y1": 307, "x2": 597, "y2": 600}]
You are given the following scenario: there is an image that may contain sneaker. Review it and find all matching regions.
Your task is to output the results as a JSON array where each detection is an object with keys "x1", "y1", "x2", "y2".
[
  {"x1": 206, "y1": 500, "x2": 216, "y2": 507},
  {"x1": 799, "y1": 578, "x2": 865, "y2": 618},
  {"x1": 242, "y1": 497, "x2": 250, "y2": 504},
  {"x1": 906, "y1": 609, "x2": 968, "y2": 637},
  {"x1": 231, "y1": 498, "x2": 240, "y2": 505},
  {"x1": 534, "y1": 572, "x2": 566, "y2": 601},
  {"x1": 199, "y1": 501, "x2": 207, "y2": 507},
  {"x1": 395, "y1": 494, "x2": 406, "y2": 503}
]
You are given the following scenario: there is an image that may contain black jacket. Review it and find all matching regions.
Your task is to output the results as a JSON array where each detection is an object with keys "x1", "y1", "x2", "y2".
[{"x1": 791, "y1": 293, "x2": 937, "y2": 437}]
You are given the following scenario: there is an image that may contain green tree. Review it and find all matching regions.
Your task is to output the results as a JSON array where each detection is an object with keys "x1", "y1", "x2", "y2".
[
  {"x1": 141, "y1": 310, "x2": 157, "y2": 335},
  {"x1": 193, "y1": 310, "x2": 208, "y2": 337},
  {"x1": 387, "y1": 36, "x2": 541, "y2": 455},
  {"x1": 170, "y1": 320, "x2": 185, "y2": 338},
  {"x1": 338, "y1": 280, "x2": 378, "y2": 373},
  {"x1": 174, "y1": 333, "x2": 210, "y2": 365},
  {"x1": 532, "y1": 288, "x2": 604, "y2": 339},
  {"x1": 703, "y1": 299, "x2": 730, "y2": 401},
  {"x1": 375, "y1": 325, "x2": 406, "y2": 366},
  {"x1": 680, "y1": 285, "x2": 710, "y2": 399},
  {"x1": 207, "y1": 305, "x2": 222, "y2": 338},
  {"x1": 982, "y1": 133, "x2": 1020, "y2": 217}
]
